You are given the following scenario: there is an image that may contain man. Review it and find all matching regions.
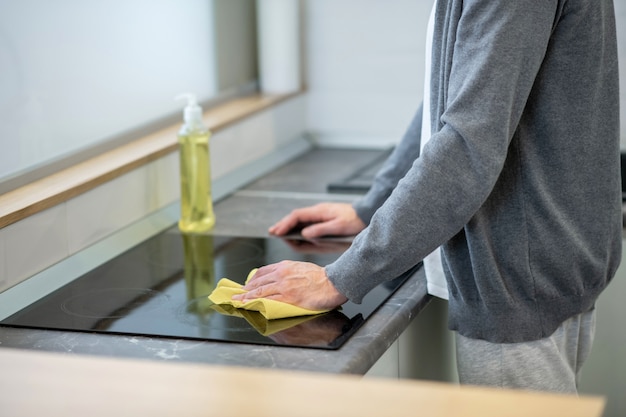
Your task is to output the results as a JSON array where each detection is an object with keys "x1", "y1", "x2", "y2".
[{"x1": 233, "y1": 0, "x2": 622, "y2": 393}]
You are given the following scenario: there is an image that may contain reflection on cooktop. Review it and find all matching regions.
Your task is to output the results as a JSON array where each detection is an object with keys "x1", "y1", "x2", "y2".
[{"x1": 1, "y1": 226, "x2": 416, "y2": 350}]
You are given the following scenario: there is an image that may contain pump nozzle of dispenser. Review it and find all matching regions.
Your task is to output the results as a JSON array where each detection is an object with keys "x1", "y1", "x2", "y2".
[{"x1": 175, "y1": 93, "x2": 203, "y2": 125}]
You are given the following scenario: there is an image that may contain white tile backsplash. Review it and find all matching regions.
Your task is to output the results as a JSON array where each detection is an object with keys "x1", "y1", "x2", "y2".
[
  {"x1": 210, "y1": 128, "x2": 237, "y2": 180},
  {"x1": 66, "y1": 162, "x2": 150, "y2": 254},
  {"x1": 273, "y1": 95, "x2": 307, "y2": 149},
  {"x1": 233, "y1": 112, "x2": 276, "y2": 166},
  {"x1": 211, "y1": 97, "x2": 306, "y2": 180},
  {"x1": 3, "y1": 204, "x2": 68, "y2": 289},
  {"x1": 145, "y1": 152, "x2": 180, "y2": 212}
]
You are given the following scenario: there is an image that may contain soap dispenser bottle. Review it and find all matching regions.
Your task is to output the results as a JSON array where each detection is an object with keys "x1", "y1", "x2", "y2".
[{"x1": 176, "y1": 93, "x2": 215, "y2": 233}]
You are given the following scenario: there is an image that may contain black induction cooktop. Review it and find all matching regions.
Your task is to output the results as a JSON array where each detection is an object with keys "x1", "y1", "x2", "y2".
[{"x1": 1, "y1": 226, "x2": 417, "y2": 350}]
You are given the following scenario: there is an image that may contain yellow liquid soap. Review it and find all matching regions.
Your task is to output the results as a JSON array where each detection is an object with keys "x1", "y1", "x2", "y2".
[{"x1": 178, "y1": 127, "x2": 215, "y2": 233}]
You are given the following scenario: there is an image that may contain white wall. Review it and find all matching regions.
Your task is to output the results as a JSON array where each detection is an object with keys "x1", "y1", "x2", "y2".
[
  {"x1": 304, "y1": 0, "x2": 626, "y2": 149},
  {"x1": 0, "y1": 0, "x2": 220, "y2": 181},
  {"x1": 303, "y1": 0, "x2": 434, "y2": 148}
]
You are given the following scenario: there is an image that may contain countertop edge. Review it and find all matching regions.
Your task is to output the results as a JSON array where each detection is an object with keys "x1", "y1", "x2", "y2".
[{"x1": 0, "y1": 346, "x2": 606, "y2": 417}]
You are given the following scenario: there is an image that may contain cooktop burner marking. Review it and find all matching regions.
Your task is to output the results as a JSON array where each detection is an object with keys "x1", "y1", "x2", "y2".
[{"x1": 61, "y1": 288, "x2": 169, "y2": 319}]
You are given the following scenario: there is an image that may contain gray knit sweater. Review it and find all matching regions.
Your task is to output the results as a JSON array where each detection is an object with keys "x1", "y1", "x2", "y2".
[{"x1": 325, "y1": 0, "x2": 622, "y2": 343}]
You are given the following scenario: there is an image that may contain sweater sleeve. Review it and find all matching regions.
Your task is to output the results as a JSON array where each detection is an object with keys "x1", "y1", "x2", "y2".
[
  {"x1": 327, "y1": 0, "x2": 559, "y2": 303},
  {"x1": 353, "y1": 103, "x2": 423, "y2": 224}
]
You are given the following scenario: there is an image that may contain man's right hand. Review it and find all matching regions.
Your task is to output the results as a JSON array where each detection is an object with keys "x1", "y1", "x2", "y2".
[{"x1": 268, "y1": 202, "x2": 366, "y2": 239}]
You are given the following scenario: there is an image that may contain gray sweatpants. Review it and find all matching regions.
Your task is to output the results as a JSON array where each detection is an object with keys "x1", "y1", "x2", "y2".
[{"x1": 455, "y1": 309, "x2": 596, "y2": 394}]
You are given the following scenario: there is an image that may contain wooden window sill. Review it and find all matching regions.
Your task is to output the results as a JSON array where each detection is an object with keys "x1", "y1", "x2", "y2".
[{"x1": 0, "y1": 92, "x2": 301, "y2": 229}]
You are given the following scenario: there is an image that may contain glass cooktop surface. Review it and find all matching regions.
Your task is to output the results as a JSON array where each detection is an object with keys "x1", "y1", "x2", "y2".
[{"x1": 1, "y1": 226, "x2": 415, "y2": 350}]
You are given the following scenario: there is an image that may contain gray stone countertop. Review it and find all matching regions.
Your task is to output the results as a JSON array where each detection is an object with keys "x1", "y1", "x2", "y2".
[{"x1": 0, "y1": 145, "x2": 430, "y2": 375}]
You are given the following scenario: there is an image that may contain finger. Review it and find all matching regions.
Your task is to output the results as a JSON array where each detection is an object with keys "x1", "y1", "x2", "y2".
[
  {"x1": 268, "y1": 214, "x2": 300, "y2": 235},
  {"x1": 240, "y1": 260, "x2": 293, "y2": 295},
  {"x1": 241, "y1": 274, "x2": 269, "y2": 291},
  {"x1": 300, "y1": 222, "x2": 332, "y2": 239},
  {"x1": 269, "y1": 209, "x2": 316, "y2": 235},
  {"x1": 238, "y1": 282, "x2": 281, "y2": 302},
  {"x1": 271, "y1": 205, "x2": 333, "y2": 235},
  {"x1": 301, "y1": 219, "x2": 346, "y2": 239},
  {"x1": 245, "y1": 263, "x2": 280, "y2": 285}
]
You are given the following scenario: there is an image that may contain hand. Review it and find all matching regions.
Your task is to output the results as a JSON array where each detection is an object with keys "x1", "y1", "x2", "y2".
[
  {"x1": 268, "y1": 202, "x2": 366, "y2": 239},
  {"x1": 232, "y1": 261, "x2": 348, "y2": 311}
]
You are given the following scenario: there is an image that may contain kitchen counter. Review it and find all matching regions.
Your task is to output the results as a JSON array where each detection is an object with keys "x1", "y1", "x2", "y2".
[
  {"x1": 0, "y1": 145, "x2": 431, "y2": 375},
  {"x1": 0, "y1": 347, "x2": 605, "y2": 417}
]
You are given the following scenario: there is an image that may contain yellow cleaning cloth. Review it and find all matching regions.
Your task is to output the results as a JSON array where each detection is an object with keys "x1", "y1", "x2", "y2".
[{"x1": 208, "y1": 269, "x2": 328, "y2": 320}]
